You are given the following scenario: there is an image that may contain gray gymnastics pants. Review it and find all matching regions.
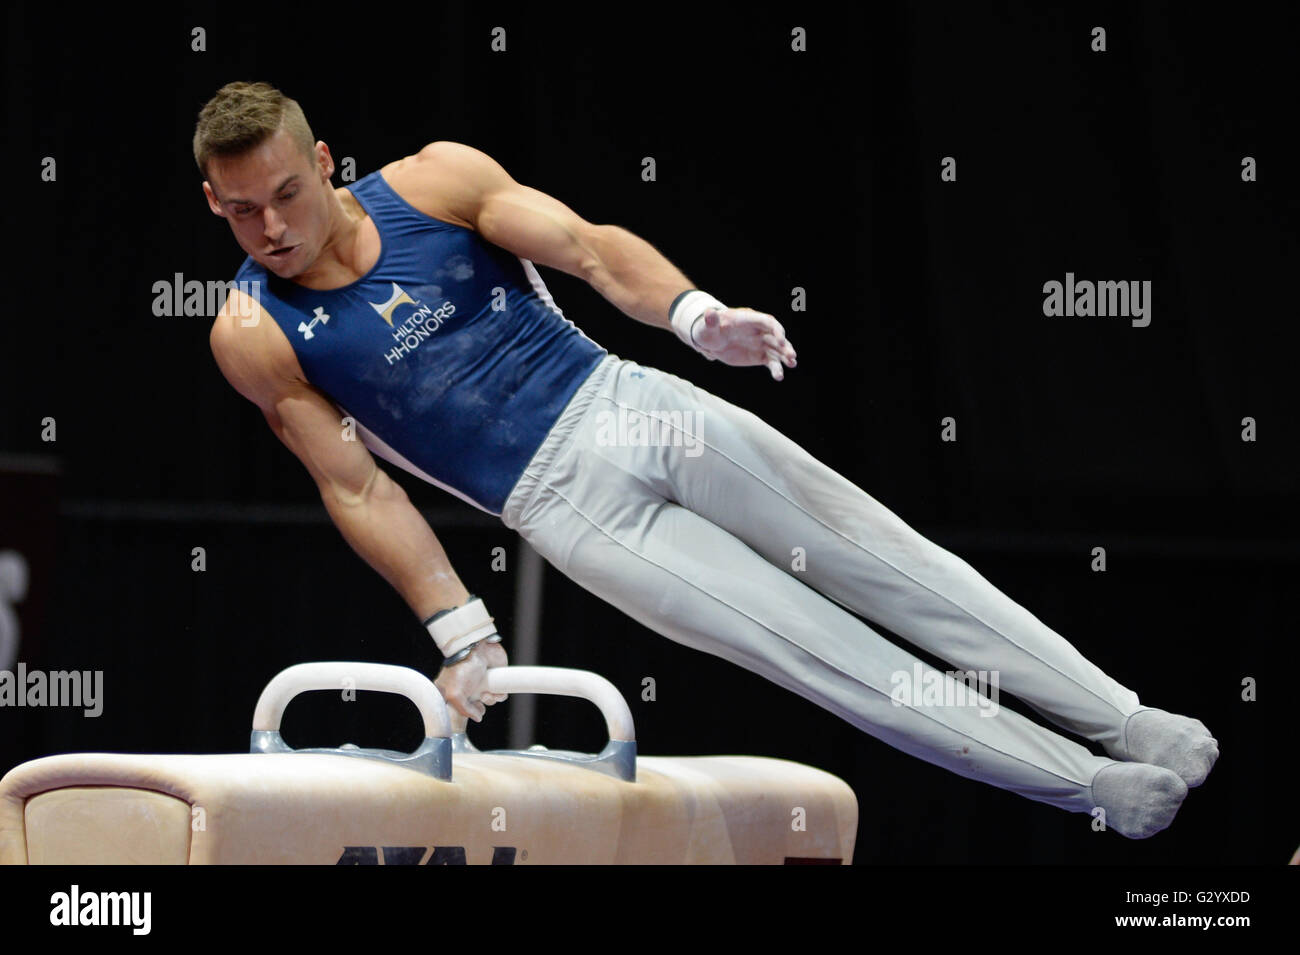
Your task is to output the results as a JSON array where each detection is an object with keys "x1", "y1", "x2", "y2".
[{"x1": 500, "y1": 353, "x2": 1142, "y2": 816}]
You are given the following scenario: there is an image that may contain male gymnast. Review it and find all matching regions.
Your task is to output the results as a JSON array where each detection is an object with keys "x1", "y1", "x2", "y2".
[{"x1": 198, "y1": 82, "x2": 1217, "y2": 839}]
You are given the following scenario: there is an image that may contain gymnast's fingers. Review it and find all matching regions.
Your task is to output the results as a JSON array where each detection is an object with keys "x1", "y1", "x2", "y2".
[{"x1": 763, "y1": 333, "x2": 796, "y2": 366}]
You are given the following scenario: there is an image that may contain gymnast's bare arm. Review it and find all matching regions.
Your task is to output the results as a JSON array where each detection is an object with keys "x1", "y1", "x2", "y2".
[
  {"x1": 209, "y1": 288, "x2": 472, "y2": 622},
  {"x1": 380, "y1": 140, "x2": 696, "y2": 328}
]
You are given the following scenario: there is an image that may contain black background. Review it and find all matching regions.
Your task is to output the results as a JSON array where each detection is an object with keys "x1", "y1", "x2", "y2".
[{"x1": 1, "y1": 1, "x2": 1296, "y2": 871}]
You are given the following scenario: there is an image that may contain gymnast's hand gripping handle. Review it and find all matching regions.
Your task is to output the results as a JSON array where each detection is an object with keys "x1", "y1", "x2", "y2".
[
  {"x1": 454, "y1": 665, "x2": 638, "y2": 782},
  {"x1": 250, "y1": 661, "x2": 454, "y2": 779}
]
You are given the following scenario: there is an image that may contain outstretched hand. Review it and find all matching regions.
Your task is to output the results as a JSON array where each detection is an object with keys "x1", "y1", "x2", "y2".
[{"x1": 691, "y1": 307, "x2": 797, "y2": 380}]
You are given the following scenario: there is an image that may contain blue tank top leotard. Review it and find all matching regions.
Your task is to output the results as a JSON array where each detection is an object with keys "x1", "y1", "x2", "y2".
[{"x1": 232, "y1": 168, "x2": 608, "y2": 516}]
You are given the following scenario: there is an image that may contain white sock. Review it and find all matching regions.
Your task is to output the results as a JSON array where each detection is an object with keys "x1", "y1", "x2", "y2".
[
  {"x1": 1090, "y1": 762, "x2": 1189, "y2": 839},
  {"x1": 1109, "y1": 707, "x2": 1220, "y2": 787}
]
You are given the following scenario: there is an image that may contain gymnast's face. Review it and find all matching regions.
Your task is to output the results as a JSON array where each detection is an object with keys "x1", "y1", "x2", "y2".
[{"x1": 202, "y1": 127, "x2": 336, "y2": 281}]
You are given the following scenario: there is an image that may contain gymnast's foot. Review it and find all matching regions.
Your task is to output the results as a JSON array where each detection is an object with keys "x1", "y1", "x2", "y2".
[
  {"x1": 1090, "y1": 762, "x2": 1189, "y2": 839},
  {"x1": 1105, "y1": 707, "x2": 1219, "y2": 788}
]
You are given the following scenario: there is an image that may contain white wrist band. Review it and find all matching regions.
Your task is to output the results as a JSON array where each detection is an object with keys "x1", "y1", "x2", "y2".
[
  {"x1": 424, "y1": 596, "x2": 497, "y2": 658},
  {"x1": 669, "y1": 290, "x2": 727, "y2": 356}
]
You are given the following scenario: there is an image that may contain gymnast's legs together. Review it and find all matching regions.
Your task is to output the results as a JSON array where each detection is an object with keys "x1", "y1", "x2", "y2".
[{"x1": 501, "y1": 355, "x2": 1219, "y2": 839}]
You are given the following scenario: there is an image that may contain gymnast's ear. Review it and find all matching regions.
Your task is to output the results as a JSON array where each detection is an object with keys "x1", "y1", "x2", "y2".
[
  {"x1": 202, "y1": 181, "x2": 226, "y2": 217},
  {"x1": 312, "y1": 140, "x2": 334, "y2": 182}
]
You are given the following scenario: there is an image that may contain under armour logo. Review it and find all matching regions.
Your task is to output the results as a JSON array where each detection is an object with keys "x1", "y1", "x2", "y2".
[{"x1": 299, "y1": 306, "x2": 331, "y2": 340}]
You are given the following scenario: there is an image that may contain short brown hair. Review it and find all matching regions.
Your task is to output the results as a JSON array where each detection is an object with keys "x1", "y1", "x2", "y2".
[{"x1": 192, "y1": 81, "x2": 316, "y2": 181}]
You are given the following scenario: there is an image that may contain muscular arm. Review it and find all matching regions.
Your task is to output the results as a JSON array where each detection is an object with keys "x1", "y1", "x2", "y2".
[
  {"x1": 396, "y1": 141, "x2": 697, "y2": 329},
  {"x1": 579, "y1": 225, "x2": 696, "y2": 331},
  {"x1": 294, "y1": 408, "x2": 471, "y2": 622},
  {"x1": 210, "y1": 293, "x2": 470, "y2": 621}
]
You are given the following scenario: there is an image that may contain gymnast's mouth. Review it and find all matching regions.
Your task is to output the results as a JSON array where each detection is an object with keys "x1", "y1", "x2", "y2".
[{"x1": 268, "y1": 245, "x2": 298, "y2": 258}]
